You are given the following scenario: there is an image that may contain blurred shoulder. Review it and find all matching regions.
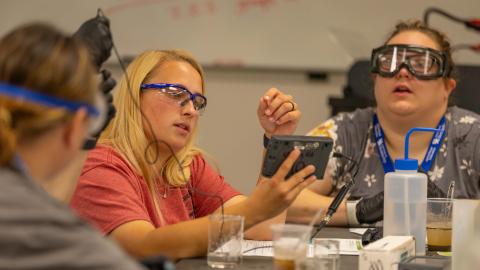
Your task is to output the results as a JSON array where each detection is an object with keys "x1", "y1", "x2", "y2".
[{"x1": 0, "y1": 166, "x2": 84, "y2": 227}]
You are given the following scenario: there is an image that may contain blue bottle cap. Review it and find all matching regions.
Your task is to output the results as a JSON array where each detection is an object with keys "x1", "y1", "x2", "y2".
[
  {"x1": 394, "y1": 158, "x2": 418, "y2": 170},
  {"x1": 398, "y1": 127, "x2": 441, "y2": 171}
]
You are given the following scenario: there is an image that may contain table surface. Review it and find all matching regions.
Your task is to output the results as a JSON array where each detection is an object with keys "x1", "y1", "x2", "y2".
[{"x1": 176, "y1": 227, "x2": 361, "y2": 270}]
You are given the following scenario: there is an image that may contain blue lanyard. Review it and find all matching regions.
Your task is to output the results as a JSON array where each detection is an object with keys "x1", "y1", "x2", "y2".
[{"x1": 373, "y1": 114, "x2": 446, "y2": 173}]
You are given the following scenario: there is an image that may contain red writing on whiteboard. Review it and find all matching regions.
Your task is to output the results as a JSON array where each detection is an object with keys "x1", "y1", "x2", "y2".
[
  {"x1": 169, "y1": 1, "x2": 217, "y2": 20},
  {"x1": 237, "y1": 0, "x2": 275, "y2": 14}
]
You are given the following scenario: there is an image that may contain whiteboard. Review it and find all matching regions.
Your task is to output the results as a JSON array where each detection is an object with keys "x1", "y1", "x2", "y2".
[{"x1": 1, "y1": 0, "x2": 479, "y2": 71}]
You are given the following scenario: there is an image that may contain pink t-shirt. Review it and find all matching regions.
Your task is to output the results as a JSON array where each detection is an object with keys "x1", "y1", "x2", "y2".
[{"x1": 71, "y1": 145, "x2": 241, "y2": 234}]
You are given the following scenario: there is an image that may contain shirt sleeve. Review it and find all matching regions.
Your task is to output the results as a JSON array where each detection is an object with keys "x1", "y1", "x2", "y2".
[
  {"x1": 307, "y1": 115, "x2": 349, "y2": 190},
  {"x1": 473, "y1": 136, "x2": 480, "y2": 197},
  {"x1": 189, "y1": 155, "x2": 242, "y2": 217},
  {"x1": 70, "y1": 148, "x2": 152, "y2": 234},
  {"x1": 465, "y1": 118, "x2": 480, "y2": 198},
  {"x1": 307, "y1": 109, "x2": 373, "y2": 192}
]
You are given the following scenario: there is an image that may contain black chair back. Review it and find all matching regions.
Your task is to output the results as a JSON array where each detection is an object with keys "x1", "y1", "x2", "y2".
[
  {"x1": 328, "y1": 59, "x2": 374, "y2": 116},
  {"x1": 450, "y1": 65, "x2": 480, "y2": 114}
]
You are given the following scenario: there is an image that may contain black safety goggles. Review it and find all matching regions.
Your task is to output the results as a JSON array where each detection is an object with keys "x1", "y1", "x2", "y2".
[{"x1": 371, "y1": 44, "x2": 450, "y2": 80}]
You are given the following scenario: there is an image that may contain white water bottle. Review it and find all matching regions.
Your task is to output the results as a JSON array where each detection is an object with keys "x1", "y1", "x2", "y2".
[{"x1": 383, "y1": 128, "x2": 438, "y2": 256}]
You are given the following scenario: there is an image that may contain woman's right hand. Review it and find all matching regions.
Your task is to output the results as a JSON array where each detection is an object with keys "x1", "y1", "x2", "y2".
[
  {"x1": 246, "y1": 149, "x2": 317, "y2": 223},
  {"x1": 257, "y1": 88, "x2": 300, "y2": 138}
]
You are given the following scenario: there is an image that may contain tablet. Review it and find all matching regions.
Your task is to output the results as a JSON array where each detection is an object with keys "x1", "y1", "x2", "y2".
[{"x1": 262, "y1": 135, "x2": 333, "y2": 180}]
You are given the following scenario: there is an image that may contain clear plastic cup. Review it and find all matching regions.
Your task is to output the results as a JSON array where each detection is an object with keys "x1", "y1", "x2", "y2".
[
  {"x1": 271, "y1": 224, "x2": 311, "y2": 270},
  {"x1": 427, "y1": 198, "x2": 453, "y2": 252},
  {"x1": 313, "y1": 239, "x2": 340, "y2": 270},
  {"x1": 207, "y1": 214, "x2": 244, "y2": 268}
]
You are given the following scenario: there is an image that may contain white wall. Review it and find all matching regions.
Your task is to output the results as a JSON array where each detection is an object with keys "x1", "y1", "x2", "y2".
[{"x1": 2, "y1": 0, "x2": 480, "y2": 70}]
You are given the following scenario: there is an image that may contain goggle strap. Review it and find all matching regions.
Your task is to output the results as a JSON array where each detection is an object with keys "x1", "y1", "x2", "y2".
[{"x1": 0, "y1": 83, "x2": 99, "y2": 117}]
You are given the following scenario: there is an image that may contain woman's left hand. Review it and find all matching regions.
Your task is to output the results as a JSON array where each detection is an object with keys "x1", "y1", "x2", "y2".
[{"x1": 257, "y1": 88, "x2": 301, "y2": 138}]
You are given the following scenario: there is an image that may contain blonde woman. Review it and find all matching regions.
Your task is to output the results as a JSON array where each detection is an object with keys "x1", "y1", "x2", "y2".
[
  {"x1": 71, "y1": 49, "x2": 313, "y2": 260},
  {"x1": 0, "y1": 23, "x2": 142, "y2": 269}
]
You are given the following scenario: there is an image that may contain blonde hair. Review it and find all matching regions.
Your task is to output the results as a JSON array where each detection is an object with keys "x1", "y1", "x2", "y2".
[
  {"x1": 0, "y1": 23, "x2": 96, "y2": 165},
  {"x1": 99, "y1": 50, "x2": 204, "y2": 198}
]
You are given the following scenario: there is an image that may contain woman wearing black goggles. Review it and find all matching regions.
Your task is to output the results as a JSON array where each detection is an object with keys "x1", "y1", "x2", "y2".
[
  {"x1": 303, "y1": 19, "x2": 480, "y2": 230},
  {"x1": 371, "y1": 44, "x2": 450, "y2": 80}
]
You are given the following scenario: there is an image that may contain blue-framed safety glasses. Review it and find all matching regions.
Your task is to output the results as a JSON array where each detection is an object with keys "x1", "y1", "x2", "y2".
[
  {"x1": 140, "y1": 83, "x2": 207, "y2": 113},
  {"x1": 371, "y1": 44, "x2": 450, "y2": 80}
]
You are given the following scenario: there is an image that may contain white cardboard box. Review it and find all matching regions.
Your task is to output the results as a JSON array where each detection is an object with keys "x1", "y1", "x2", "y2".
[{"x1": 358, "y1": 235, "x2": 415, "y2": 270}]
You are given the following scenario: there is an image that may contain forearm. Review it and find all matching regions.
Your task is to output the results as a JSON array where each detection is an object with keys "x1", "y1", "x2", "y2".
[
  {"x1": 119, "y1": 199, "x2": 265, "y2": 260},
  {"x1": 222, "y1": 195, "x2": 285, "y2": 240},
  {"x1": 141, "y1": 217, "x2": 210, "y2": 260},
  {"x1": 286, "y1": 188, "x2": 348, "y2": 226},
  {"x1": 244, "y1": 210, "x2": 286, "y2": 240}
]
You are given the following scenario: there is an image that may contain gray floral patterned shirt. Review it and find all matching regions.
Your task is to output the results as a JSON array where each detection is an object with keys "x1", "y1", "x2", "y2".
[{"x1": 308, "y1": 106, "x2": 480, "y2": 199}]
